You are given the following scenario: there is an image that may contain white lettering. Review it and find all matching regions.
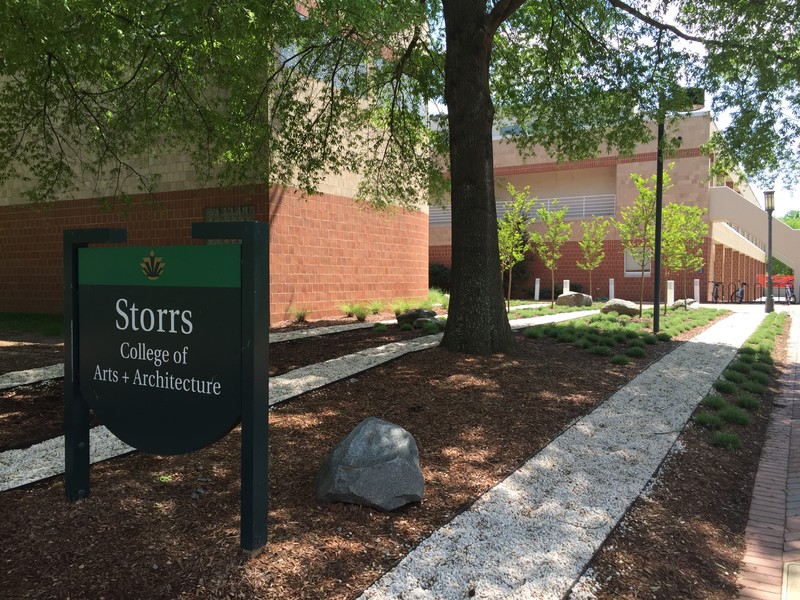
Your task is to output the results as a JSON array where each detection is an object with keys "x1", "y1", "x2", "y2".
[{"x1": 113, "y1": 300, "x2": 194, "y2": 335}]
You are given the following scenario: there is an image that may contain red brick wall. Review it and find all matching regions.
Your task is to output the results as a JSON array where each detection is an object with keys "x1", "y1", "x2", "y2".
[
  {"x1": 0, "y1": 185, "x2": 429, "y2": 323},
  {"x1": 428, "y1": 246, "x2": 452, "y2": 267}
]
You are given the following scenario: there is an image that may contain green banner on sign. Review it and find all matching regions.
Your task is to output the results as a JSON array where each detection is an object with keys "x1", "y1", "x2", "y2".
[{"x1": 78, "y1": 245, "x2": 241, "y2": 288}]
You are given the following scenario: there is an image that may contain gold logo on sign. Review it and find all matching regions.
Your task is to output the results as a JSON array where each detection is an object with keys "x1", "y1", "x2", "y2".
[{"x1": 140, "y1": 251, "x2": 165, "y2": 280}]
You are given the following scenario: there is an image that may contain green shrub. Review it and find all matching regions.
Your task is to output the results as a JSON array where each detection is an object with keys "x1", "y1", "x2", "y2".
[
  {"x1": 702, "y1": 394, "x2": 726, "y2": 410},
  {"x1": 719, "y1": 405, "x2": 751, "y2": 426},
  {"x1": 352, "y1": 304, "x2": 369, "y2": 322},
  {"x1": 625, "y1": 346, "x2": 647, "y2": 358},
  {"x1": 751, "y1": 362, "x2": 773, "y2": 374},
  {"x1": 694, "y1": 411, "x2": 723, "y2": 430},
  {"x1": 422, "y1": 321, "x2": 440, "y2": 334},
  {"x1": 524, "y1": 327, "x2": 545, "y2": 339},
  {"x1": 757, "y1": 353, "x2": 774, "y2": 366},
  {"x1": 711, "y1": 431, "x2": 741, "y2": 450},
  {"x1": 575, "y1": 338, "x2": 593, "y2": 349},
  {"x1": 656, "y1": 332, "x2": 672, "y2": 341},
  {"x1": 728, "y1": 360, "x2": 752, "y2": 374},
  {"x1": 399, "y1": 323, "x2": 413, "y2": 331},
  {"x1": 373, "y1": 323, "x2": 388, "y2": 332},
  {"x1": 611, "y1": 354, "x2": 630, "y2": 366},
  {"x1": 590, "y1": 345, "x2": 611, "y2": 356},
  {"x1": 749, "y1": 371, "x2": 772, "y2": 386},
  {"x1": 738, "y1": 353, "x2": 755, "y2": 363},
  {"x1": 723, "y1": 369, "x2": 747, "y2": 384},
  {"x1": 428, "y1": 264, "x2": 451, "y2": 292},
  {"x1": 368, "y1": 300, "x2": 384, "y2": 315},
  {"x1": 340, "y1": 303, "x2": 354, "y2": 317},
  {"x1": 739, "y1": 346, "x2": 756, "y2": 355},
  {"x1": 735, "y1": 393, "x2": 760, "y2": 411},
  {"x1": 291, "y1": 307, "x2": 310, "y2": 323},
  {"x1": 713, "y1": 379, "x2": 737, "y2": 394},
  {"x1": 742, "y1": 380, "x2": 767, "y2": 395},
  {"x1": 628, "y1": 338, "x2": 646, "y2": 348},
  {"x1": 642, "y1": 334, "x2": 658, "y2": 345}
]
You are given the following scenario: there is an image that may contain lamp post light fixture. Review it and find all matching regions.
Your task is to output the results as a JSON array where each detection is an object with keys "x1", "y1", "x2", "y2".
[{"x1": 765, "y1": 190, "x2": 775, "y2": 314}]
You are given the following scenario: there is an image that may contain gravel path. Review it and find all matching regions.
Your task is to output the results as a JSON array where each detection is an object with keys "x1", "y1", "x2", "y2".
[
  {"x1": 0, "y1": 311, "x2": 596, "y2": 492},
  {"x1": 357, "y1": 310, "x2": 765, "y2": 600}
]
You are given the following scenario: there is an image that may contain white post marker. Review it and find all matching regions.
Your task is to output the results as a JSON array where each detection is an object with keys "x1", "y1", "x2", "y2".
[
  {"x1": 534, "y1": 278, "x2": 540, "y2": 301},
  {"x1": 667, "y1": 280, "x2": 675, "y2": 306},
  {"x1": 609, "y1": 278, "x2": 615, "y2": 300},
  {"x1": 563, "y1": 279, "x2": 570, "y2": 294},
  {"x1": 694, "y1": 279, "x2": 701, "y2": 305}
]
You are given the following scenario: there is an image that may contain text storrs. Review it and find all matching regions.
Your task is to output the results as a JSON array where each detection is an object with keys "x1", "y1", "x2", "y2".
[{"x1": 115, "y1": 298, "x2": 193, "y2": 334}]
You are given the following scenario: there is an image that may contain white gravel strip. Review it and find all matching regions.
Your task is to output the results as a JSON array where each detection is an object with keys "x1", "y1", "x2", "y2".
[
  {"x1": 358, "y1": 311, "x2": 765, "y2": 600},
  {"x1": 0, "y1": 426, "x2": 133, "y2": 492},
  {"x1": 0, "y1": 364, "x2": 64, "y2": 390}
]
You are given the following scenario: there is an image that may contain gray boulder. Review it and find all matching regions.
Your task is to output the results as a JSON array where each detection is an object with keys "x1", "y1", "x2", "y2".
[
  {"x1": 601, "y1": 298, "x2": 640, "y2": 316},
  {"x1": 556, "y1": 291, "x2": 593, "y2": 307},
  {"x1": 671, "y1": 298, "x2": 697, "y2": 310},
  {"x1": 315, "y1": 417, "x2": 424, "y2": 511},
  {"x1": 396, "y1": 308, "x2": 436, "y2": 326},
  {"x1": 413, "y1": 317, "x2": 441, "y2": 329}
]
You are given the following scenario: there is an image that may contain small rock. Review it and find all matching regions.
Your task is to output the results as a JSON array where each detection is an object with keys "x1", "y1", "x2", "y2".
[
  {"x1": 396, "y1": 308, "x2": 436, "y2": 326},
  {"x1": 600, "y1": 298, "x2": 640, "y2": 316}
]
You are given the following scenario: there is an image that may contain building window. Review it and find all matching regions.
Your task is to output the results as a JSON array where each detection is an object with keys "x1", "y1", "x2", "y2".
[{"x1": 624, "y1": 249, "x2": 651, "y2": 276}]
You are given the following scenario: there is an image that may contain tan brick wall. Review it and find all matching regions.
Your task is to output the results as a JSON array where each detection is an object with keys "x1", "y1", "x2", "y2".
[{"x1": 0, "y1": 185, "x2": 429, "y2": 323}]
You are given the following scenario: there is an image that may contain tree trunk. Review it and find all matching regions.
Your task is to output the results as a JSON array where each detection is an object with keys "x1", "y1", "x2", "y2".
[{"x1": 440, "y1": 0, "x2": 514, "y2": 354}]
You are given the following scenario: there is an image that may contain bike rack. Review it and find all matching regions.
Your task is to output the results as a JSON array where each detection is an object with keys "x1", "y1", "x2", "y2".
[{"x1": 753, "y1": 282, "x2": 764, "y2": 303}]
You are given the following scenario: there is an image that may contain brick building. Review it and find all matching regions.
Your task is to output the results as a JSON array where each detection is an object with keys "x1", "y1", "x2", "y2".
[
  {"x1": 430, "y1": 113, "x2": 799, "y2": 303},
  {"x1": 0, "y1": 163, "x2": 429, "y2": 323}
]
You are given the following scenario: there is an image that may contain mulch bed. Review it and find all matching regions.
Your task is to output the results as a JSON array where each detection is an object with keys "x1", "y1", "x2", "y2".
[{"x1": 0, "y1": 312, "x2": 788, "y2": 599}]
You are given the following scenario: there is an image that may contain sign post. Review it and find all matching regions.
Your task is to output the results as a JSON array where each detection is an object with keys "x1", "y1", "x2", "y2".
[{"x1": 64, "y1": 222, "x2": 269, "y2": 555}]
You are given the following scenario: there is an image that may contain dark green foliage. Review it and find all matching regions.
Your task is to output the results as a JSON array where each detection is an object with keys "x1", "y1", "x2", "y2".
[
  {"x1": 611, "y1": 354, "x2": 630, "y2": 365},
  {"x1": 722, "y1": 369, "x2": 746, "y2": 384},
  {"x1": 399, "y1": 323, "x2": 413, "y2": 331},
  {"x1": 735, "y1": 393, "x2": 761, "y2": 411},
  {"x1": 656, "y1": 332, "x2": 672, "y2": 341},
  {"x1": 751, "y1": 362, "x2": 773, "y2": 374},
  {"x1": 727, "y1": 360, "x2": 752, "y2": 374},
  {"x1": 422, "y1": 321, "x2": 440, "y2": 334},
  {"x1": 749, "y1": 371, "x2": 772, "y2": 386},
  {"x1": 711, "y1": 432, "x2": 741, "y2": 450},
  {"x1": 694, "y1": 411, "x2": 723, "y2": 430},
  {"x1": 742, "y1": 380, "x2": 767, "y2": 395},
  {"x1": 702, "y1": 394, "x2": 726, "y2": 410},
  {"x1": 642, "y1": 334, "x2": 658, "y2": 345},
  {"x1": 628, "y1": 338, "x2": 646, "y2": 348},
  {"x1": 557, "y1": 330, "x2": 578, "y2": 343},
  {"x1": 590, "y1": 345, "x2": 611, "y2": 356},
  {"x1": 719, "y1": 405, "x2": 751, "y2": 426},
  {"x1": 352, "y1": 305, "x2": 369, "y2": 322},
  {"x1": 524, "y1": 327, "x2": 546, "y2": 339},
  {"x1": 713, "y1": 379, "x2": 737, "y2": 394},
  {"x1": 428, "y1": 263, "x2": 451, "y2": 292},
  {"x1": 373, "y1": 323, "x2": 388, "y2": 332},
  {"x1": 0, "y1": 313, "x2": 64, "y2": 336},
  {"x1": 625, "y1": 346, "x2": 646, "y2": 358},
  {"x1": 575, "y1": 338, "x2": 593, "y2": 350}
]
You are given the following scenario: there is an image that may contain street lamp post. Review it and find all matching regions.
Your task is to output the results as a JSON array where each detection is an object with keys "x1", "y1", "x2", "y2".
[
  {"x1": 765, "y1": 190, "x2": 775, "y2": 314},
  {"x1": 652, "y1": 87, "x2": 704, "y2": 333}
]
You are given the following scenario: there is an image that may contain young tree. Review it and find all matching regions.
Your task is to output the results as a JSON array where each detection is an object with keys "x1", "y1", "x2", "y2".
[
  {"x1": 576, "y1": 217, "x2": 610, "y2": 299},
  {"x1": 615, "y1": 170, "x2": 673, "y2": 316},
  {"x1": 530, "y1": 202, "x2": 572, "y2": 309},
  {"x1": 662, "y1": 204, "x2": 708, "y2": 309},
  {"x1": 498, "y1": 184, "x2": 536, "y2": 312}
]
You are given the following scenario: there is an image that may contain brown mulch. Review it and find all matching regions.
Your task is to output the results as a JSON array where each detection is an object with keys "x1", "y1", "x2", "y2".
[{"x1": 0, "y1": 312, "x2": 786, "y2": 600}]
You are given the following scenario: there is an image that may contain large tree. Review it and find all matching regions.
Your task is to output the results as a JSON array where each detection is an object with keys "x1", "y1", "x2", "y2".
[{"x1": 2, "y1": 0, "x2": 789, "y2": 354}]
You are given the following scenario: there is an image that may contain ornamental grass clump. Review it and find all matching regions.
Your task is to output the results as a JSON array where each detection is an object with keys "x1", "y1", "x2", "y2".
[
  {"x1": 749, "y1": 371, "x2": 772, "y2": 386},
  {"x1": 372, "y1": 323, "x2": 388, "y2": 332},
  {"x1": 611, "y1": 354, "x2": 630, "y2": 365},
  {"x1": 694, "y1": 411, "x2": 723, "y2": 430},
  {"x1": 625, "y1": 346, "x2": 646, "y2": 358},
  {"x1": 735, "y1": 393, "x2": 760, "y2": 411},
  {"x1": 727, "y1": 360, "x2": 752, "y2": 374},
  {"x1": 422, "y1": 321, "x2": 440, "y2": 334},
  {"x1": 590, "y1": 345, "x2": 611, "y2": 355},
  {"x1": 523, "y1": 327, "x2": 546, "y2": 339},
  {"x1": 719, "y1": 404, "x2": 751, "y2": 426},
  {"x1": 711, "y1": 431, "x2": 741, "y2": 450},
  {"x1": 352, "y1": 304, "x2": 369, "y2": 322},
  {"x1": 368, "y1": 300, "x2": 384, "y2": 315},
  {"x1": 751, "y1": 361, "x2": 773, "y2": 374},
  {"x1": 722, "y1": 369, "x2": 747, "y2": 384},
  {"x1": 742, "y1": 380, "x2": 767, "y2": 395},
  {"x1": 713, "y1": 379, "x2": 737, "y2": 395},
  {"x1": 340, "y1": 303, "x2": 355, "y2": 317},
  {"x1": 291, "y1": 307, "x2": 310, "y2": 323},
  {"x1": 701, "y1": 394, "x2": 726, "y2": 410}
]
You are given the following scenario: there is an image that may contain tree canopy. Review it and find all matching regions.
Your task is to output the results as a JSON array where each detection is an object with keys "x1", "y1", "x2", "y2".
[{"x1": 1, "y1": 0, "x2": 795, "y2": 353}]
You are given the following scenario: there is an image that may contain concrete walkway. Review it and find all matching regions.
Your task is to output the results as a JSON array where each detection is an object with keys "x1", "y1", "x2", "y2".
[{"x1": 738, "y1": 303, "x2": 800, "y2": 600}]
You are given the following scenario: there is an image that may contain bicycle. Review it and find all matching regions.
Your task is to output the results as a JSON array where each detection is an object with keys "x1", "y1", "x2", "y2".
[
  {"x1": 711, "y1": 281, "x2": 722, "y2": 303},
  {"x1": 786, "y1": 283, "x2": 797, "y2": 305},
  {"x1": 730, "y1": 281, "x2": 747, "y2": 304}
]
